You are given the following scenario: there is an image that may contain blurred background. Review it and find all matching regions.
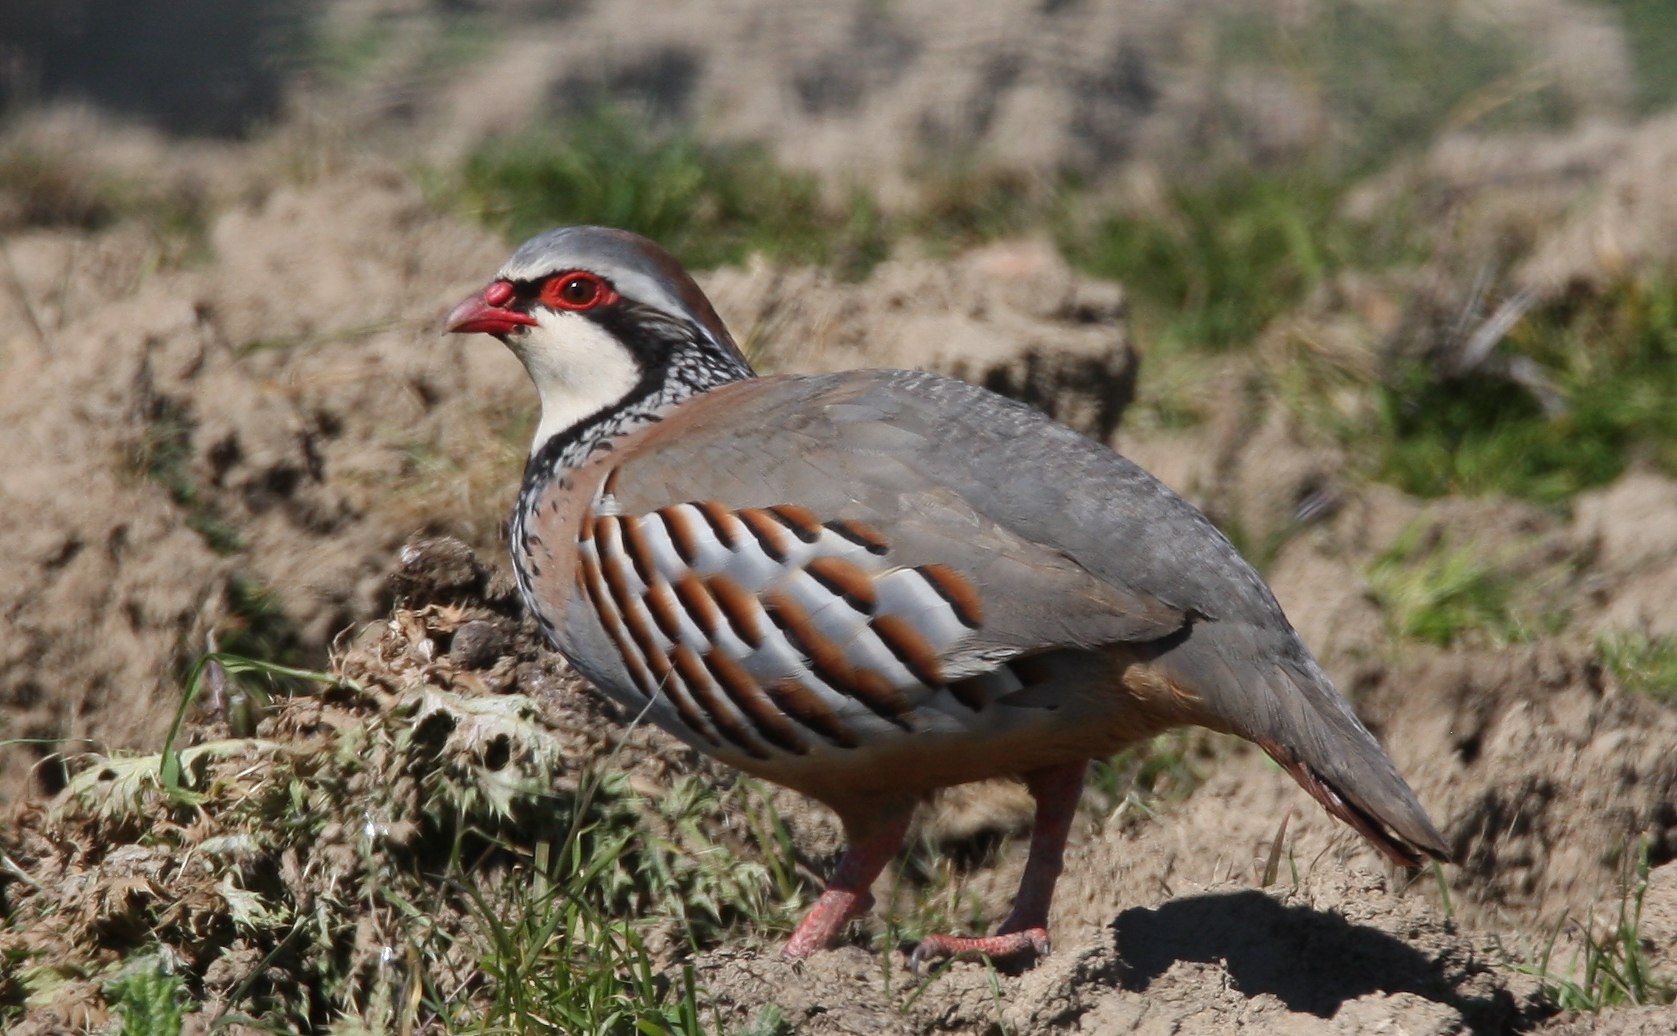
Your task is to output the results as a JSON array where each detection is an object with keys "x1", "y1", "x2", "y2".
[
  {"x1": 3, "y1": 2, "x2": 1677, "y2": 1032},
  {"x1": 4, "y1": 0, "x2": 1675, "y2": 475}
]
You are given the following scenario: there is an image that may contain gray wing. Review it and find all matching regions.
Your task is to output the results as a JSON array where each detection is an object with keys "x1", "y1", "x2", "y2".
[
  {"x1": 606, "y1": 370, "x2": 1218, "y2": 672},
  {"x1": 601, "y1": 369, "x2": 1447, "y2": 861}
]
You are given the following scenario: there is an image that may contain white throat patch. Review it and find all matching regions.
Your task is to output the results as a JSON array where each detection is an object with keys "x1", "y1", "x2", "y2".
[{"x1": 513, "y1": 310, "x2": 642, "y2": 450}]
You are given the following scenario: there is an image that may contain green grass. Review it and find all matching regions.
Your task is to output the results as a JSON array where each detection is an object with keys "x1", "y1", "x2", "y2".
[
  {"x1": 902, "y1": 162, "x2": 1045, "y2": 253},
  {"x1": 109, "y1": 957, "x2": 190, "y2": 1036},
  {"x1": 450, "y1": 109, "x2": 891, "y2": 277},
  {"x1": 0, "y1": 642, "x2": 810, "y2": 1033},
  {"x1": 1060, "y1": 172, "x2": 1376, "y2": 353},
  {"x1": 457, "y1": 840, "x2": 712, "y2": 1035},
  {"x1": 449, "y1": 108, "x2": 1431, "y2": 365},
  {"x1": 1516, "y1": 840, "x2": 1677, "y2": 1012},
  {"x1": 1218, "y1": 1, "x2": 1573, "y2": 171},
  {"x1": 402, "y1": 765, "x2": 800, "y2": 1034},
  {"x1": 1085, "y1": 731, "x2": 1202, "y2": 823},
  {"x1": 170, "y1": 590, "x2": 303, "y2": 736},
  {"x1": 1594, "y1": 0, "x2": 1677, "y2": 112},
  {"x1": 595, "y1": 774, "x2": 803, "y2": 950},
  {"x1": 734, "y1": 1006, "x2": 795, "y2": 1036},
  {"x1": 448, "y1": 108, "x2": 1064, "y2": 282},
  {"x1": 883, "y1": 833, "x2": 1000, "y2": 956},
  {"x1": 1597, "y1": 633, "x2": 1677, "y2": 705},
  {"x1": 1365, "y1": 524, "x2": 1538, "y2": 647},
  {"x1": 1063, "y1": 0, "x2": 1565, "y2": 357},
  {"x1": 1375, "y1": 277, "x2": 1677, "y2": 504}
]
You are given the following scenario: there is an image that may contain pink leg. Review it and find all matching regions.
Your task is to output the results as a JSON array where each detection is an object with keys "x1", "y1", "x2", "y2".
[
  {"x1": 912, "y1": 760, "x2": 1087, "y2": 970},
  {"x1": 783, "y1": 808, "x2": 914, "y2": 958}
]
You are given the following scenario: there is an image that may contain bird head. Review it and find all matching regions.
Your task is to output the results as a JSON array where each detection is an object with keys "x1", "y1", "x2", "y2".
[{"x1": 446, "y1": 226, "x2": 754, "y2": 451}]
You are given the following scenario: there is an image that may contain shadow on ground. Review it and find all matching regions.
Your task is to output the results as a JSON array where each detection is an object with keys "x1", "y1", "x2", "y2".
[{"x1": 1115, "y1": 889, "x2": 1525, "y2": 1025}]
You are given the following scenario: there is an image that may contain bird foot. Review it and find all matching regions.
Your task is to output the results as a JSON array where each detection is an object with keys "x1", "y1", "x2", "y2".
[
  {"x1": 783, "y1": 889, "x2": 872, "y2": 959},
  {"x1": 910, "y1": 927, "x2": 1051, "y2": 974}
]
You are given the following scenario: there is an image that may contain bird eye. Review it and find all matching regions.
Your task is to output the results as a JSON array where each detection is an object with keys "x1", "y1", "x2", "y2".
[{"x1": 541, "y1": 272, "x2": 610, "y2": 311}]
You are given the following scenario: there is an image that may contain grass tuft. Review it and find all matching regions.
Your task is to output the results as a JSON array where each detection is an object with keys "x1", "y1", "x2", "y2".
[
  {"x1": 1514, "y1": 839, "x2": 1677, "y2": 1012},
  {"x1": 735, "y1": 1005, "x2": 795, "y2": 1036},
  {"x1": 109, "y1": 956, "x2": 190, "y2": 1036},
  {"x1": 1366, "y1": 524, "x2": 1536, "y2": 647},
  {"x1": 0, "y1": 624, "x2": 803, "y2": 1032},
  {"x1": 459, "y1": 839, "x2": 711, "y2": 1035},
  {"x1": 446, "y1": 109, "x2": 1069, "y2": 281},
  {"x1": 883, "y1": 831, "x2": 999, "y2": 955},
  {"x1": 1085, "y1": 731, "x2": 1203, "y2": 823},
  {"x1": 1061, "y1": 0, "x2": 1559, "y2": 355},
  {"x1": 1218, "y1": 1, "x2": 1573, "y2": 169},
  {"x1": 1375, "y1": 276, "x2": 1677, "y2": 504},
  {"x1": 1597, "y1": 633, "x2": 1677, "y2": 706},
  {"x1": 1060, "y1": 172, "x2": 1369, "y2": 353},
  {"x1": 449, "y1": 109, "x2": 890, "y2": 277}
]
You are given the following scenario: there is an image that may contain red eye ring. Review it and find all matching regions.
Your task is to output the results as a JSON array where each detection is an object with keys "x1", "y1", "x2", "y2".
[{"x1": 540, "y1": 271, "x2": 615, "y2": 311}]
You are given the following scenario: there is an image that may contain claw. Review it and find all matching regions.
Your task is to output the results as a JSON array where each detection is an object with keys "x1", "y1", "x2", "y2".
[{"x1": 909, "y1": 926, "x2": 1052, "y2": 974}]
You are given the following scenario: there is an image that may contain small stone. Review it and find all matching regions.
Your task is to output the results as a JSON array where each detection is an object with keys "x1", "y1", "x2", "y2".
[
  {"x1": 450, "y1": 620, "x2": 509, "y2": 669},
  {"x1": 390, "y1": 536, "x2": 488, "y2": 604}
]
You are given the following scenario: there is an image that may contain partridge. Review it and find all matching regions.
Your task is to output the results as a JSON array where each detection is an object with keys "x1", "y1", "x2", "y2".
[{"x1": 445, "y1": 226, "x2": 1449, "y2": 966}]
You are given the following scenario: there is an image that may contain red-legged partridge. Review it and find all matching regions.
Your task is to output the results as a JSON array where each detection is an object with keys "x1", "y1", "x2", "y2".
[{"x1": 445, "y1": 226, "x2": 1449, "y2": 967}]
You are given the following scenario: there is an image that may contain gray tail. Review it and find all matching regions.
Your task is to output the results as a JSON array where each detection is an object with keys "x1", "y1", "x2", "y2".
[
  {"x1": 1163, "y1": 626, "x2": 1451, "y2": 867},
  {"x1": 1257, "y1": 654, "x2": 1450, "y2": 867},
  {"x1": 1252, "y1": 732, "x2": 1449, "y2": 868}
]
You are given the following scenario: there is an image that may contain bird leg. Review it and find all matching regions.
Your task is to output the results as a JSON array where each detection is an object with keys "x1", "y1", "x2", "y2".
[
  {"x1": 911, "y1": 759, "x2": 1088, "y2": 971},
  {"x1": 782, "y1": 808, "x2": 914, "y2": 958}
]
